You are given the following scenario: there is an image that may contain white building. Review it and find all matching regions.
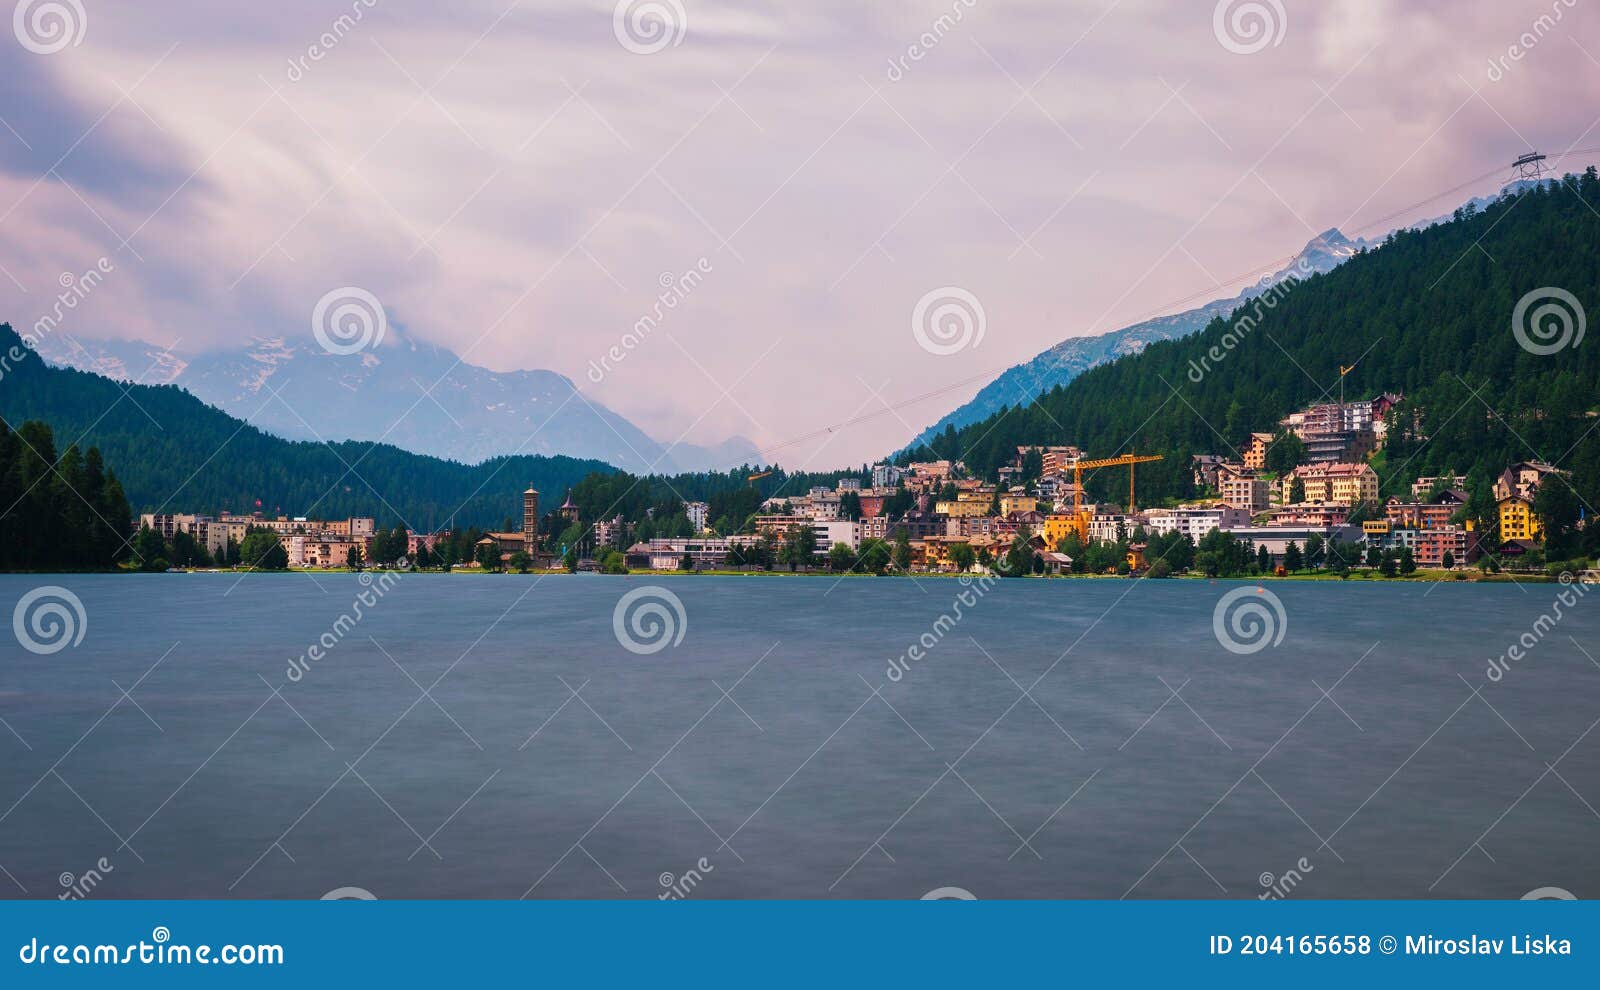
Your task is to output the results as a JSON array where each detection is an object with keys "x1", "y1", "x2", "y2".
[
  {"x1": 810, "y1": 519, "x2": 858, "y2": 551},
  {"x1": 685, "y1": 501, "x2": 710, "y2": 533},
  {"x1": 625, "y1": 537, "x2": 731, "y2": 570},
  {"x1": 871, "y1": 463, "x2": 906, "y2": 488},
  {"x1": 594, "y1": 516, "x2": 628, "y2": 549},
  {"x1": 1088, "y1": 513, "x2": 1127, "y2": 543},
  {"x1": 1143, "y1": 506, "x2": 1251, "y2": 543},
  {"x1": 1224, "y1": 525, "x2": 1365, "y2": 558}
]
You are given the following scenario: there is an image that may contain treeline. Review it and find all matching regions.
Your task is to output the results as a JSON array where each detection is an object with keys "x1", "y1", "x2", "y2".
[
  {"x1": 546, "y1": 465, "x2": 871, "y2": 545},
  {"x1": 0, "y1": 419, "x2": 131, "y2": 570},
  {"x1": 905, "y1": 170, "x2": 1600, "y2": 520}
]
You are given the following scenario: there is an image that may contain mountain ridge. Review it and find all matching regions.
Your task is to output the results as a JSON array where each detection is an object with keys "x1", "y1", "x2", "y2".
[
  {"x1": 34, "y1": 330, "x2": 759, "y2": 475},
  {"x1": 906, "y1": 180, "x2": 1546, "y2": 452},
  {"x1": 906, "y1": 227, "x2": 1368, "y2": 450}
]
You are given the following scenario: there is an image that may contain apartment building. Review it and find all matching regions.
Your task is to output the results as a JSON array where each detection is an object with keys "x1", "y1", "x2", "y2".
[
  {"x1": 1417, "y1": 527, "x2": 1473, "y2": 568},
  {"x1": 1384, "y1": 493, "x2": 1465, "y2": 531},
  {"x1": 1216, "y1": 465, "x2": 1270, "y2": 514},
  {"x1": 1143, "y1": 505, "x2": 1251, "y2": 543},
  {"x1": 1242, "y1": 432, "x2": 1274, "y2": 470},
  {"x1": 684, "y1": 501, "x2": 710, "y2": 533},
  {"x1": 1280, "y1": 463, "x2": 1379, "y2": 505},
  {"x1": 1497, "y1": 495, "x2": 1542, "y2": 542}
]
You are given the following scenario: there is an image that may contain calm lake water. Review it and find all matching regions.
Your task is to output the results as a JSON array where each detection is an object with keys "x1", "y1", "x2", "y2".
[{"x1": 1, "y1": 573, "x2": 1596, "y2": 900}]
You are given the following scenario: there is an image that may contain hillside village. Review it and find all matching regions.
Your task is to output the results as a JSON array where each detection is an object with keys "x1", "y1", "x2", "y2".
[{"x1": 131, "y1": 391, "x2": 1588, "y2": 580}]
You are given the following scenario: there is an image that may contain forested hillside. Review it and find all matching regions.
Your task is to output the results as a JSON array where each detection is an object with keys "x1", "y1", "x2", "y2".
[
  {"x1": 909, "y1": 170, "x2": 1600, "y2": 509},
  {"x1": 0, "y1": 324, "x2": 613, "y2": 531}
]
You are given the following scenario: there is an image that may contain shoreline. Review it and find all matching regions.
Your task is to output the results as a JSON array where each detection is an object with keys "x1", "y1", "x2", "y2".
[{"x1": 5, "y1": 568, "x2": 1573, "y2": 584}]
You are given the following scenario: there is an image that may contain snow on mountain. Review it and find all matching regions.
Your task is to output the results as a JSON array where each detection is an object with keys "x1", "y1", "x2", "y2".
[
  {"x1": 907, "y1": 227, "x2": 1369, "y2": 449},
  {"x1": 35, "y1": 332, "x2": 759, "y2": 474},
  {"x1": 38, "y1": 335, "x2": 188, "y2": 385}
]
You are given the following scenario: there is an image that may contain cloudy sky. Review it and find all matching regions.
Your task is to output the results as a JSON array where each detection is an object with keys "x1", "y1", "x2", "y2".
[{"x1": 2, "y1": 0, "x2": 1597, "y2": 467}]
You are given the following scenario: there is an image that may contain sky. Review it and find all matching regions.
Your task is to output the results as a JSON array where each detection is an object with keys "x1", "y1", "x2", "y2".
[{"x1": 2, "y1": 0, "x2": 1598, "y2": 469}]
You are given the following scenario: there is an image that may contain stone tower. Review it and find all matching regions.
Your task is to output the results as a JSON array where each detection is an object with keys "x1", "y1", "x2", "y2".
[{"x1": 523, "y1": 485, "x2": 540, "y2": 554}]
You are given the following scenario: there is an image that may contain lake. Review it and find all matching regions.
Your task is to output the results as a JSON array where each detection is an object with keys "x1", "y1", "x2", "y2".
[{"x1": 1, "y1": 573, "x2": 1596, "y2": 900}]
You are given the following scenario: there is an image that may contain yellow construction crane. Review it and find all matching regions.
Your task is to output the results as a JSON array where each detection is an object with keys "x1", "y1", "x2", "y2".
[
  {"x1": 747, "y1": 471, "x2": 774, "y2": 487},
  {"x1": 1064, "y1": 454, "x2": 1163, "y2": 542}
]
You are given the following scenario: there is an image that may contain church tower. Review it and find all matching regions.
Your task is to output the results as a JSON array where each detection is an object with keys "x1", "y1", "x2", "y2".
[{"x1": 523, "y1": 485, "x2": 540, "y2": 554}]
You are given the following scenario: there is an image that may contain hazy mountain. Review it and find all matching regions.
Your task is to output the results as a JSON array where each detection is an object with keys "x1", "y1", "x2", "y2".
[
  {"x1": 35, "y1": 332, "x2": 759, "y2": 474},
  {"x1": 908, "y1": 227, "x2": 1369, "y2": 449}
]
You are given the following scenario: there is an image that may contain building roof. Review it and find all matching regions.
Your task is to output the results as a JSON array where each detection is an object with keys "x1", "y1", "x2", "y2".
[{"x1": 1288, "y1": 461, "x2": 1375, "y2": 478}]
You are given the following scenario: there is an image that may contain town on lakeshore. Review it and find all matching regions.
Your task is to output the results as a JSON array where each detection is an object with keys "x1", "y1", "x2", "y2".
[{"x1": 131, "y1": 392, "x2": 1591, "y2": 581}]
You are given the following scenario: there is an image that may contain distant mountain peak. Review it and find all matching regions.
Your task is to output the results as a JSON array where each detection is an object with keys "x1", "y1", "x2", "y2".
[{"x1": 36, "y1": 332, "x2": 757, "y2": 474}]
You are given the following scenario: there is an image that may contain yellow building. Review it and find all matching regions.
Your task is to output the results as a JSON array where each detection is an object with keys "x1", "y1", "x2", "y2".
[
  {"x1": 1041, "y1": 513, "x2": 1082, "y2": 549},
  {"x1": 935, "y1": 499, "x2": 990, "y2": 518},
  {"x1": 1497, "y1": 496, "x2": 1543, "y2": 542},
  {"x1": 1280, "y1": 463, "x2": 1379, "y2": 506},
  {"x1": 999, "y1": 493, "x2": 1037, "y2": 515}
]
